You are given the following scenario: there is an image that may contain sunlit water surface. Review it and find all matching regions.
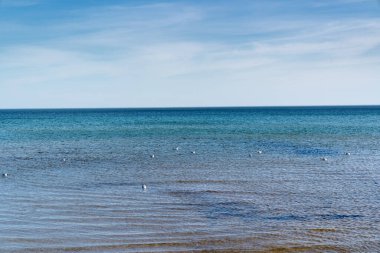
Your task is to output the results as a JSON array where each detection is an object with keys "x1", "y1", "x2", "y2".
[{"x1": 0, "y1": 107, "x2": 379, "y2": 252}]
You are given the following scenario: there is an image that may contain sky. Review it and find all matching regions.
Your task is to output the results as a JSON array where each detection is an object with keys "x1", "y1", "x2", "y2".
[{"x1": 0, "y1": 0, "x2": 379, "y2": 108}]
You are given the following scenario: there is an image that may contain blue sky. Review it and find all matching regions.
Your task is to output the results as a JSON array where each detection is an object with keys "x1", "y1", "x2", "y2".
[{"x1": 1, "y1": 0, "x2": 379, "y2": 108}]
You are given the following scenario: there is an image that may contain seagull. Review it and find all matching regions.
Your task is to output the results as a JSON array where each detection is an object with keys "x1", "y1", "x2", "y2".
[
  {"x1": 257, "y1": 150, "x2": 263, "y2": 154},
  {"x1": 191, "y1": 151, "x2": 196, "y2": 154},
  {"x1": 175, "y1": 147, "x2": 179, "y2": 151},
  {"x1": 2, "y1": 173, "x2": 8, "y2": 177},
  {"x1": 345, "y1": 152, "x2": 351, "y2": 156},
  {"x1": 321, "y1": 157, "x2": 328, "y2": 161},
  {"x1": 150, "y1": 154, "x2": 155, "y2": 158},
  {"x1": 142, "y1": 184, "x2": 147, "y2": 191}
]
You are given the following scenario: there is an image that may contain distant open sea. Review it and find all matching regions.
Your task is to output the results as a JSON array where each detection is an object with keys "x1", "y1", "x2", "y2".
[{"x1": 0, "y1": 106, "x2": 379, "y2": 252}]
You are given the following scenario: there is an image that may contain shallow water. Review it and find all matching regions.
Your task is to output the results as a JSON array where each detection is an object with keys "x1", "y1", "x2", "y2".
[{"x1": 0, "y1": 107, "x2": 379, "y2": 252}]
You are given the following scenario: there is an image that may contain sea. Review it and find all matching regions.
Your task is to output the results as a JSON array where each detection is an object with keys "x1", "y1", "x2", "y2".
[{"x1": 0, "y1": 106, "x2": 379, "y2": 252}]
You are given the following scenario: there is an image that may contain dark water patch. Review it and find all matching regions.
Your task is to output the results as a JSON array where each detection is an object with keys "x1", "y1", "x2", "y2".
[
  {"x1": 167, "y1": 190, "x2": 260, "y2": 220},
  {"x1": 81, "y1": 181, "x2": 138, "y2": 188},
  {"x1": 318, "y1": 214, "x2": 364, "y2": 220},
  {"x1": 309, "y1": 228, "x2": 338, "y2": 233},
  {"x1": 14, "y1": 156, "x2": 34, "y2": 161},
  {"x1": 204, "y1": 201, "x2": 259, "y2": 220},
  {"x1": 265, "y1": 213, "x2": 364, "y2": 222},
  {"x1": 167, "y1": 190, "x2": 251, "y2": 198},
  {"x1": 294, "y1": 146, "x2": 338, "y2": 156},
  {"x1": 243, "y1": 139, "x2": 341, "y2": 157},
  {"x1": 266, "y1": 214, "x2": 308, "y2": 221},
  {"x1": 173, "y1": 179, "x2": 248, "y2": 185}
]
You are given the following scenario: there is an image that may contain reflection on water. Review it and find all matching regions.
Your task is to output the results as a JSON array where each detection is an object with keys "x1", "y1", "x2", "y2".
[{"x1": 0, "y1": 107, "x2": 379, "y2": 252}]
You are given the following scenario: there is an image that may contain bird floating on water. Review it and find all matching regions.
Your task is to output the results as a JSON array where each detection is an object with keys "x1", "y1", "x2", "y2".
[
  {"x1": 257, "y1": 150, "x2": 263, "y2": 154},
  {"x1": 142, "y1": 184, "x2": 147, "y2": 191},
  {"x1": 150, "y1": 154, "x2": 155, "y2": 158},
  {"x1": 175, "y1": 147, "x2": 179, "y2": 151},
  {"x1": 191, "y1": 151, "x2": 196, "y2": 154},
  {"x1": 2, "y1": 173, "x2": 8, "y2": 177},
  {"x1": 321, "y1": 157, "x2": 328, "y2": 161},
  {"x1": 345, "y1": 152, "x2": 351, "y2": 156}
]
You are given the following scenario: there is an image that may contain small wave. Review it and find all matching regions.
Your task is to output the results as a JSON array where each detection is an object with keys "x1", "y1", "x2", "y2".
[{"x1": 266, "y1": 213, "x2": 364, "y2": 222}]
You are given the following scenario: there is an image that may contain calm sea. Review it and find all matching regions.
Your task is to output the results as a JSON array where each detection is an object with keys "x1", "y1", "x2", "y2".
[{"x1": 0, "y1": 107, "x2": 379, "y2": 252}]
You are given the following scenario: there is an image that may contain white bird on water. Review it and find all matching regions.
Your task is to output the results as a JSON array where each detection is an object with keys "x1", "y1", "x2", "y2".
[
  {"x1": 345, "y1": 152, "x2": 351, "y2": 156},
  {"x1": 2, "y1": 173, "x2": 8, "y2": 177},
  {"x1": 257, "y1": 150, "x2": 263, "y2": 154},
  {"x1": 321, "y1": 157, "x2": 328, "y2": 161},
  {"x1": 191, "y1": 151, "x2": 196, "y2": 154},
  {"x1": 142, "y1": 184, "x2": 147, "y2": 191},
  {"x1": 150, "y1": 154, "x2": 155, "y2": 158},
  {"x1": 175, "y1": 147, "x2": 179, "y2": 151}
]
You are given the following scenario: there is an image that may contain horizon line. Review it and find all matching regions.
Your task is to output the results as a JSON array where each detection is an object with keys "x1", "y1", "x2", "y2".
[{"x1": 1, "y1": 104, "x2": 380, "y2": 110}]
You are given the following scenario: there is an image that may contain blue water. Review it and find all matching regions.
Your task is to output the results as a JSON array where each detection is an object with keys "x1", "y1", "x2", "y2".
[{"x1": 0, "y1": 107, "x2": 379, "y2": 252}]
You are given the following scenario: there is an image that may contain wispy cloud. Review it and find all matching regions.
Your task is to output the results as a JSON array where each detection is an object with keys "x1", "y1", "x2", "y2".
[{"x1": 0, "y1": 1, "x2": 379, "y2": 108}]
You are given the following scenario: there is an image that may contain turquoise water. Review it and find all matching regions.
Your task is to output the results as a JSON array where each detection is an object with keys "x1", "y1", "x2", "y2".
[{"x1": 0, "y1": 107, "x2": 379, "y2": 252}]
